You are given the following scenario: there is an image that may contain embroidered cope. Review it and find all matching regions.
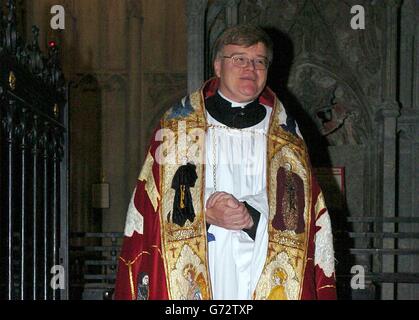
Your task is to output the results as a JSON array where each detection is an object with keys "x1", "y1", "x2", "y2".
[{"x1": 114, "y1": 78, "x2": 337, "y2": 300}]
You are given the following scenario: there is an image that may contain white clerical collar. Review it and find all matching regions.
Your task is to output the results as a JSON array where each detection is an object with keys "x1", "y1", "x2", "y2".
[{"x1": 217, "y1": 90, "x2": 254, "y2": 108}]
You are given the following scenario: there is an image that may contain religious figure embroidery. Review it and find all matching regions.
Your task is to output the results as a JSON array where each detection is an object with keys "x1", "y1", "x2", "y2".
[
  {"x1": 137, "y1": 272, "x2": 149, "y2": 300},
  {"x1": 272, "y1": 166, "x2": 305, "y2": 233},
  {"x1": 267, "y1": 268, "x2": 288, "y2": 300},
  {"x1": 183, "y1": 264, "x2": 204, "y2": 300}
]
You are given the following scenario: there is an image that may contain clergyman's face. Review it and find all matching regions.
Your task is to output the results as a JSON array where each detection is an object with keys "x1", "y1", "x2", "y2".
[{"x1": 214, "y1": 42, "x2": 269, "y2": 103}]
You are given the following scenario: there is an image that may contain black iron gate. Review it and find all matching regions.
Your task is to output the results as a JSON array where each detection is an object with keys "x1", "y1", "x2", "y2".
[{"x1": 0, "y1": 0, "x2": 68, "y2": 300}]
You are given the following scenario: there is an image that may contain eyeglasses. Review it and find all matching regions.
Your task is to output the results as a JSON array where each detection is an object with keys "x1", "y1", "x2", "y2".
[{"x1": 221, "y1": 54, "x2": 270, "y2": 70}]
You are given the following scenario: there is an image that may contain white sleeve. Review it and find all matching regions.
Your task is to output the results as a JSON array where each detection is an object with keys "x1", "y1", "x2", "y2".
[{"x1": 237, "y1": 188, "x2": 269, "y2": 220}]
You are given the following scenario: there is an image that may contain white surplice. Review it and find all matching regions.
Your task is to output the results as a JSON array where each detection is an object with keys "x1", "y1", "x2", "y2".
[{"x1": 205, "y1": 92, "x2": 272, "y2": 300}]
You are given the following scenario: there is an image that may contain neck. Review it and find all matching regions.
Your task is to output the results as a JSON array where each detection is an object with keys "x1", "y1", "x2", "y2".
[{"x1": 217, "y1": 90, "x2": 254, "y2": 108}]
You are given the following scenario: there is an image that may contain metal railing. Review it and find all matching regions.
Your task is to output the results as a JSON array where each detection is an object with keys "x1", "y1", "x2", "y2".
[
  {"x1": 334, "y1": 216, "x2": 419, "y2": 299},
  {"x1": 69, "y1": 232, "x2": 123, "y2": 300},
  {"x1": 0, "y1": 0, "x2": 68, "y2": 300}
]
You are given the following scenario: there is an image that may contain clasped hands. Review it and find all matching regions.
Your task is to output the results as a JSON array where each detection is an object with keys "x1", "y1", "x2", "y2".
[{"x1": 205, "y1": 192, "x2": 254, "y2": 230}]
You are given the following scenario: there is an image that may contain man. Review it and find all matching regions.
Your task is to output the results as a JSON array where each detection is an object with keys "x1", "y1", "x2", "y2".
[{"x1": 114, "y1": 24, "x2": 336, "y2": 300}]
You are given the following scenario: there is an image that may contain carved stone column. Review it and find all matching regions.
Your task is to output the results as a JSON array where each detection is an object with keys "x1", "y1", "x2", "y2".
[
  {"x1": 187, "y1": 0, "x2": 207, "y2": 92},
  {"x1": 225, "y1": 0, "x2": 240, "y2": 26},
  {"x1": 397, "y1": 109, "x2": 419, "y2": 299},
  {"x1": 127, "y1": 0, "x2": 143, "y2": 201},
  {"x1": 396, "y1": 0, "x2": 419, "y2": 299},
  {"x1": 376, "y1": 102, "x2": 400, "y2": 300},
  {"x1": 416, "y1": 14, "x2": 419, "y2": 109},
  {"x1": 399, "y1": 0, "x2": 417, "y2": 109},
  {"x1": 382, "y1": 0, "x2": 402, "y2": 100}
]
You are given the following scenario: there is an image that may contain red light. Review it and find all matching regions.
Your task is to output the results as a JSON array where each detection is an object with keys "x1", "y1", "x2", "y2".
[{"x1": 48, "y1": 40, "x2": 57, "y2": 48}]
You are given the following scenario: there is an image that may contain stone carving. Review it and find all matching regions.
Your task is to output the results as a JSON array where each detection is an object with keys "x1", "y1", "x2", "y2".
[
  {"x1": 315, "y1": 87, "x2": 360, "y2": 145},
  {"x1": 289, "y1": 66, "x2": 369, "y2": 145},
  {"x1": 238, "y1": 0, "x2": 271, "y2": 24}
]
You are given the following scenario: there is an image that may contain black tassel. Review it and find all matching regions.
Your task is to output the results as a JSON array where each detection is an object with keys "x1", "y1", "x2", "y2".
[{"x1": 170, "y1": 163, "x2": 198, "y2": 227}]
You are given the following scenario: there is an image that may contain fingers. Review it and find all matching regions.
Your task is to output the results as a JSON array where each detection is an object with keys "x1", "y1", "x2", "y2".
[
  {"x1": 219, "y1": 204, "x2": 252, "y2": 230},
  {"x1": 226, "y1": 198, "x2": 239, "y2": 208},
  {"x1": 205, "y1": 193, "x2": 253, "y2": 230},
  {"x1": 224, "y1": 202, "x2": 247, "y2": 216},
  {"x1": 206, "y1": 192, "x2": 239, "y2": 209},
  {"x1": 205, "y1": 205, "x2": 243, "y2": 228},
  {"x1": 206, "y1": 192, "x2": 228, "y2": 209},
  {"x1": 224, "y1": 215, "x2": 252, "y2": 230}
]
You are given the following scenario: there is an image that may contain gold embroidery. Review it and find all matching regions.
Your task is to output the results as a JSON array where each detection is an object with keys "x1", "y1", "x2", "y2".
[
  {"x1": 119, "y1": 251, "x2": 151, "y2": 300},
  {"x1": 170, "y1": 245, "x2": 209, "y2": 300},
  {"x1": 300, "y1": 158, "x2": 312, "y2": 298},
  {"x1": 272, "y1": 233, "x2": 305, "y2": 249},
  {"x1": 151, "y1": 245, "x2": 163, "y2": 258},
  {"x1": 138, "y1": 151, "x2": 160, "y2": 212},
  {"x1": 254, "y1": 97, "x2": 312, "y2": 300},
  {"x1": 267, "y1": 268, "x2": 288, "y2": 300},
  {"x1": 283, "y1": 170, "x2": 299, "y2": 230},
  {"x1": 128, "y1": 264, "x2": 135, "y2": 300},
  {"x1": 317, "y1": 285, "x2": 336, "y2": 290},
  {"x1": 180, "y1": 185, "x2": 186, "y2": 209},
  {"x1": 172, "y1": 228, "x2": 199, "y2": 240},
  {"x1": 158, "y1": 91, "x2": 211, "y2": 300},
  {"x1": 255, "y1": 251, "x2": 300, "y2": 300}
]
